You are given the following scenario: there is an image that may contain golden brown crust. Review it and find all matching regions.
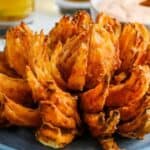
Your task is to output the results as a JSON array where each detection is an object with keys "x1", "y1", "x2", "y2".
[
  {"x1": 99, "y1": 138, "x2": 120, "y2": 150},
  {"x1": 86, "y1": 24, "x2": 120, "y2": 89},
  {"x1": 84, "y1": 110, "x2": 120, "y2": 138},
  {"x1": 0, "y1": 11, "x2": 150, "y2": 150},
  {"x1": 5, "y1": 22, "x2": 33, "y2": 77},
  {"x1": 48, "y1": 11, "x2": 92, "y2": 49},
  {"x1": 56, "y1": 32, "x2": 89, "y2": 91},
  {"x1": 0, "y1": 73, "x2": 32, "y2": 105},
  {"x1": 118, "y1": 96, "x2": 150, "y2": 139},
  {"x1": 26, "y1": 32, "x2": 81, "y2": 148},
  {"x1": 0, "y1": 52, "x2": 18, "y2": 77},
  {"x1": 96, "y1": 13, "x2": 122, "y2": 44},
  {"x1": 81, "y1": 77, "x2": 109, "y2": 113},
  {"x1": 0, "y1": 93, "x2": 40, "y2": 127},
  {"x1": 0, "y1": 93, "x2": 9, "y2": 127},
  {"x1": 4, "y1": 97, "x2": 40, "y2": 127},
  {"x1": 106, "y1": 66, "x2": 150, "y2": 107},
  {"x1": 119, "y1": 23, "x2": 150, "y2": 71},
  {"x1": 36, "y1": 123, "x2": 76, "y2": 149}
]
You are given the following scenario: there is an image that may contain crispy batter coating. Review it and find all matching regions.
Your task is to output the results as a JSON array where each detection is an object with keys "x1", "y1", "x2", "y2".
[
  {"x1": 81, "y1": 77, "x2": 109, "y2": 113},
  {"x1": 36, "y1": 123, "x2": 76, "y2": 149},
  {"x1": 0, "y1": 11, "x2": 150, "y2": 150},
  {"x1": 0, "y1": 52, "x2": 18, "y2": 77},
  {"x1": 48, "y1": 11, "x2": 92, "y2": 49},
  {"x1": 4, "y1": 96, "x2": 40, "y2": 127},
  {"x1": 96, "y1": 13, "x2": 121, "y2": 45},
  {"x1": 50, "y1": 42, "x2": 67, "y2": 90},
  {"x1": 37, "y1": 92, "x2": 80, "y2": 148},
  {"x1": 0, "y1": 93, "x2": 40, "y2": 127},
  {"x1": 0, "y1": 73, "x2": 32, "y2": 105},
  {"x1": 118, "y1": 96, "x2": 150, "y2": 139},
  {"x1": 55, "y1": 32, "x2": 89, "y2": 91},
  {"x1": 49, "y1": 12, "x2": 150, "y2": 149},
  {"x1": 119, "y1": 23, "x2": 150, "y2": 71},
  {"x1": 26, "y1": 33, "x2": 81, "y2": 148},
  {"x1": 84, "y1": 110, "x2": 120, "y2": 138},
  {"x1": 51, "y1": 23, "x2": 120, "y2": 91},
  {"x1": 137, "y1": 44, "x2": 150, "y2": 66},
  {"x1": 85, "y1": 24, "x2": 120, "y2": 89},
  {"x1": 0, "y1": 93, "x2": 9, "y2": 127},
  {"x1": 106, "y1": 66, "x2": 150, "y2": 108},
  {"x1": 5, "y1": 22, "x2": 33, "y2": 77},
  {"x1": 27, "y1": 32, "x2": 51, "y2": 83},
  {"x1": 27, "y1": 68, "x2": 80, "y2": 148},
  {"x1": 99, "y1": 138, "x2": 120, "y2": 150}
]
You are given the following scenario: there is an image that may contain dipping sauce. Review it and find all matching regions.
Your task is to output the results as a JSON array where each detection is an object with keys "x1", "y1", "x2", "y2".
[
  {"x1": 0, "y1": 0, "x2": 34, "y2": 21},
  {"x1": 92, "y1": 0, "x2": 150, "y2": 25}
]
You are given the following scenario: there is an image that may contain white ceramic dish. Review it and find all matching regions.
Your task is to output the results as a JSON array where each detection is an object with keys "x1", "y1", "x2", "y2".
[
  {"x1": 90, "y1": 0, "x2": 102, "y2": 19},
  {"x1": 56, "y1": 0, "x2": 90, "y2": 9},
  {"x1": 90, "y1": 0, "x2": 150, "y2": 28}
]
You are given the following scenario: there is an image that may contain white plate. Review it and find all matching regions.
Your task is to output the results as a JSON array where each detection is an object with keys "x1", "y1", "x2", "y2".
[
  {"x1": 0, "y1": 39, "x2": 5, "y2": 51},
  {"x1": 90, "y1": 0, "x2": 150, "y2": 28},
  {"x1": 56, "y1": 0, "x2": 90, "y2": 9}
]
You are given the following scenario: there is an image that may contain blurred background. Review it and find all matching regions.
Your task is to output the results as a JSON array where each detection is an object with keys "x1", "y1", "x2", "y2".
[
  {"x1": 35, "y1": 0, "x2": 90, "y2": 16},
  {"x1": 36, "y1": 0, "x2": 60, "y2": 16},
  {"x1": 0, "y1": 0, "x2": 90, "y2": 49},
  {"x1": 0, "y1": 0, "x2": 149, "y2": 37},
  {"x1": 0, "y1": 0, "x2": 90, "y2": 33}
]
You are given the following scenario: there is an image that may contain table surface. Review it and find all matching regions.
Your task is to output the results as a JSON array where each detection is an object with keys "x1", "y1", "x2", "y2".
[{"x1": 0, "y1": 127, "x2": 150, "y2": 150}]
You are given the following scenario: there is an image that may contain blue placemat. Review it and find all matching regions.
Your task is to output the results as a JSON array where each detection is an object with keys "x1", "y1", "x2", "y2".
[{"x1": 0, "y1": 127, "x2": 150, "y2": 150}]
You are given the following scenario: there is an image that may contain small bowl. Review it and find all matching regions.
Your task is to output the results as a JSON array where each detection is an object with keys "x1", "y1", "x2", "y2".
[{"x1": 56, "y1": 0, "x2": 90, "y2": 14}]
